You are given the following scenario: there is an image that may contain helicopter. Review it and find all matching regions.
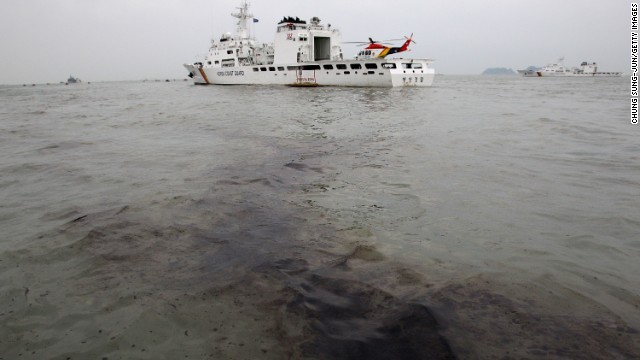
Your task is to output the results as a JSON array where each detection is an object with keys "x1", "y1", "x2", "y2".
[{"x1": 346, "y1": 34, "x2": 416, "y2": 60}]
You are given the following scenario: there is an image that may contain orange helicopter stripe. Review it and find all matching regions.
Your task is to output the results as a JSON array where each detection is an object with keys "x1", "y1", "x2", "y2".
[{"x1": 378, "y1": 48, "x2": 391, "y2": 58}]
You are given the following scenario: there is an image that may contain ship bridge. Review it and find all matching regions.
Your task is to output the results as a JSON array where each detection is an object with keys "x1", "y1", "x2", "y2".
[{"x1": 273, "y1": 16, "x2": 343, "y2": 64}]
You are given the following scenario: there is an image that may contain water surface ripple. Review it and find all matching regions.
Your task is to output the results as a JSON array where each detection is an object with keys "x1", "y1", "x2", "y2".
[{"x1": 0, "y1": 77, "x2": 638, "y2": 359}]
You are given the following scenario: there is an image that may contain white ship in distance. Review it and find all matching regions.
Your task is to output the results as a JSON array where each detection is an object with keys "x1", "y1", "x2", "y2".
[{"x1": 518, "y1": 57, "x2": 621, "y2": 77}]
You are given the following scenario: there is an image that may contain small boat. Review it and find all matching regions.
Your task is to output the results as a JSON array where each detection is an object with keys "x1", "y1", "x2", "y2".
[{"x1": 66, "y1": 75, "x2": 81, "y2": 84}]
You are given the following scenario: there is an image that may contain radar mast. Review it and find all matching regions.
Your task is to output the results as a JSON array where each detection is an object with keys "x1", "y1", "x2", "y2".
[{"x1": 231, "y1": 1, "x2": 253, "y2": 39}]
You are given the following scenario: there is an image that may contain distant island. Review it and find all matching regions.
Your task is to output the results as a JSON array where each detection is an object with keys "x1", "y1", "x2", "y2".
[{"x1": 482, "y1": 67, "x2": 517, "y2": 76}]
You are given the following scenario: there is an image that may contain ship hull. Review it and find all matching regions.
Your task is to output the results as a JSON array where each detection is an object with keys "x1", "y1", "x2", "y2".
[
  {"x1": 519, "y1": 71, "x2": 623, "y2": 77},
  {"x1": 517, "y1": 70, "x2": 538, "y2": 77},
  {"x1": 184, "y1": 60, "x2": 435, "y2": 87}
]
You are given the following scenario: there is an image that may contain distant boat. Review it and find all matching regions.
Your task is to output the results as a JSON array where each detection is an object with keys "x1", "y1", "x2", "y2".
[
  {"x1": 66, "y1": 75, "x2": 81, "y2": 84},
  {"x1": 518, "y1": 58, "x2": 621, "y2": 77}
]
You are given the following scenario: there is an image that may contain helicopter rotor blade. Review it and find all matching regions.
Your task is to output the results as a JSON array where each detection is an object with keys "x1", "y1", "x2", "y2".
[
  {"x1": 342, "y1": 40, "x2": 393, "y2": 46},
  {"x1": 344, "y1": 34, "x2": 413, "y2": 46},
  {"x1": 404, "y1": 33, "x2": 417, "y2": 44}
]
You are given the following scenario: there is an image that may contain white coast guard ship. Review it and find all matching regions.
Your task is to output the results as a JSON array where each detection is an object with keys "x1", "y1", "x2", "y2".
[
  {"x1": 183, "y1": 1, "x2": 435, "y2": 87},
  {"x1": 518, "y1": 58, "x2": 621, "y2": 77}
]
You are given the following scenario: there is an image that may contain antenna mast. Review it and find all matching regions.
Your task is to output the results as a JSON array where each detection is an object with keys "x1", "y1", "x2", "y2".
[{"x1": 231, "y1": 1, "x2": 253, "y2": 39}]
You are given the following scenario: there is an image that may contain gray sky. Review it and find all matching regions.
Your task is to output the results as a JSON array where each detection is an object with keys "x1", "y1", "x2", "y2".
[{"x1": 0, "y1": 0, "x2": 629, "y2": 84}]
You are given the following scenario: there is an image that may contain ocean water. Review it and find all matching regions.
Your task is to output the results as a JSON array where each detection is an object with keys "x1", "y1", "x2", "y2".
[{"x1": 0, "y1": 76, "x2": 638, "y2": 359}]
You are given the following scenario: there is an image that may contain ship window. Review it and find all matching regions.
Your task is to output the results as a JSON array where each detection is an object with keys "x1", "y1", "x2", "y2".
[
  {"x1": 368, "y1": 71, "x2": 375, "y2": 75},
  {"x1": 381, "y1": 63, "x2": 396, "y2": 69},
  {"x1": 269, "y1": 67, "x2": 276, "y2": 71},
  {"x1": 215, "y1": 61, "x2": 220, "y2": 64},
  {"x1": 207, "y1": 61, "x2": 212, "y2": 65},
  {"x1": 287, "y1": 66, "x2": 300, "y2": 70},
  {"x1": 344, "y1": 71, "x2": 351, "y2": 74},
  {"x1": 227, "y1": 50, "x2": 234, "y2": 55},
  {"x1": 402, "y1": 63, "x2": 412, "y2": 69},
  {"x1": 365, "y1": 63, "x2": 377, "y2": 69},
  {"x1": 260, "y1": 67, "x2": 267, "y2": 71},
  {"x1": 323, "y1": 64, "x2": 334, "y2": 70},
  {"x1": 336, "y1": 64, "x2": 347, "y2": 69},
  {"x1": 277, "y1": 66, "x2": 285, "y2": 71},
  {"x1": 301, "y1": 65, "x2": 321, "y2": 70},
  {"x1": 412, "y1": 63, "x2": 423, "y2": 69},
  {"x1": 350, "y1": 63, "x2": 362, "y2": 69},
  {"x1": 253, "y1": 68, "x2": 259, "y2": 72}
]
